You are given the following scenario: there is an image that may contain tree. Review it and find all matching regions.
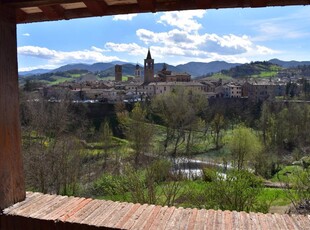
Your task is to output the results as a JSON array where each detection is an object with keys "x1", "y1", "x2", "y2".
[
  {"x1": 259, "y1": 102, "x2": 310, "y2": 151},
  {"x1": 204, "y1": 170, "x2": 266, "y2": 212},
  {"x1": 282, "y1": 158, "x2": 310, "y2": 214},
  {"x1": 23, "y1": 135, "x2": 83, "y2": 195},
  {"x1": 301, "y1": 78, "x2": 310, "y2": 99},
  {"x1": 118, "y1": 103, "x2": 154, "y2": 166},
  {"x1": 286, "y1": 81, "x2": 299, "y2": 98},
  {"x1": 226, "y1": 125, "x2": 263, "y2": 171},
  {"x1": 151, "y1": 87, "x2": 208, "y2": 158},
  {"x1": 211, "y1": 113, "x2": 225, "y2": 149},
  {"x1": 92, "y1": 160, "x2": 182, "y2": 206},
  {"x1": 21, "y1": 93, "x2": 87, "y2": 195},
  {"x1": 99, "y1": 119, "x2": 113, "y2": 169}
]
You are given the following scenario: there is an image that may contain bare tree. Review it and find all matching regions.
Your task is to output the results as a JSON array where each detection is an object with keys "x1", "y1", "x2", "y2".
[
  {"x1": 151, "y1": 87, "x2": 208, "y2": 159},
  {"x1": 211, "y1": 113, "x2": 225, "y2": 149},
  {"x1": 99, "y1": 119, "x2": 113, "y2": 169},
  {"x1": 21, "y1": 93, "x2": 85, "y2": 195},
  {"x1": 117, "y1": 103, "x2": 154, "y2": 167}
]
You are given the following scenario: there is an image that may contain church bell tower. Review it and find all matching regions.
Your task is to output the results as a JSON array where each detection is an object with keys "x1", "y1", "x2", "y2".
[{"x1": 144, "y1": 48, "x2": 154, "y2": 83}]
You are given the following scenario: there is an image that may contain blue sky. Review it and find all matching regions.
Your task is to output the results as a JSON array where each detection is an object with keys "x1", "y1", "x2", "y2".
[{"x1": 17, "y1": 6, "x2": 310, "y2": 71}]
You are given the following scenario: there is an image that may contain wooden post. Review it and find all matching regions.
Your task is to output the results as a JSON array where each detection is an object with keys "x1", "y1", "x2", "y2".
[{"x1": 0, "y1": 5, "x2": 25, "y2": 210}]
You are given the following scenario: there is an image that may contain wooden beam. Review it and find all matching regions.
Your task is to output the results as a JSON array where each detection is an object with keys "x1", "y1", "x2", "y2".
[
  {"x1": 39, "y1": 5, "x2": 63, "y2": 20},
  {"x1": 251, "y1": 0, "x2": 268, "y2": 7},
  {"x1": 52, "y1": 4, "x2": 66, "y2": 19},
  {"x1": 2, "y1": 0, "x2": 79, "y2": 8},
  {"x1": 83, "y1": 0, "x2": 107, "y2": 16},
  {"x1": 13, "y1": 0, "x2": 310, "y2": 24},
  {"x1": 0, "y1": 5, "x2": 25, "y2": 210},
  {"x1": 195, "y1": 0, "x2": 213, "y2": 8},
  {"x1": 15, "y1": 8, "x2": 28, "y2": 23},
  {"x1": 137, "y1": 0, "x2": 156, "y2": 12}
]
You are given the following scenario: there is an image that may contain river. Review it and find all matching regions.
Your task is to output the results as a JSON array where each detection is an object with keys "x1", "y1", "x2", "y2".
[{"x1": 171, "y1": 157, "x2": 233, "y2": 179}]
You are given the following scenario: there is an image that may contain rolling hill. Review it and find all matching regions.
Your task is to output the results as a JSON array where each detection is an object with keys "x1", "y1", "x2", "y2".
[
  {"x1": 19, "y1": 69, "x2": 51, "y2": 76},
  {"x1": 19, "y1": 60, "x2": 242, "y2": 78},
  {"x1": 176, "y1": 61, "x2": 241, "y2": 77},
  {"x1": 209, "y1": 61, "x2": 283, "y2": 79},
  {"x1": 51, "y1": 62, "x2": 115, "y2": 73},
  {"x1": 19, "y1": 59, "x2": 310, "y2": 85},
  {"x1": 269, "y1": 59, "x2": 310, "y2": 68}
]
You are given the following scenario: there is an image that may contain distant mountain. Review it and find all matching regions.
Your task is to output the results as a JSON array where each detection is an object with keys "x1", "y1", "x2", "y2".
[
  {"x1": 176, "y1": 61, "x2": 241, "y2": 77},
  {"x1": 98, "y1": 63, "x2": 136, "y2": 77},
  {"x1": 110, "y1": 61, "x2": 132, "y2": 65},
  {"x1": 269, "y1": 59, "x2": 310, "y2": 68},
  {"x1": 154, "y1": 63, "x2": 182, "y2": 73},
  {"x1": 19, "y1": 60, "x2": 241, "y2": 79},
  {"x1": 19, "y1": 69, "x2": 51, "y2": 76},
  {"x1": 99, "y1": 63, "x2": 184, "y2": 78},
  {"x1": 51, "y1": 63, "x2": 91, "y2": 73},
  {"x1": 20, "y1": 59, "x2": 310, "y2": 85},
  {"x1": 51, "y1": 62, "x2": 114, "y2": 73}
]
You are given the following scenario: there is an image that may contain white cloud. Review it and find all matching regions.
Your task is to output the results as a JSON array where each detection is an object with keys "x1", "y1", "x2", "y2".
[
  {"x1": 113, "y1": 10, "x2": 277, "y2": 64},
  {"x1": 22, "y1": 33, "x2": 30, "y2": 37},
  {"x1": 135, "y1": 28, "x2": 276, "y2": 58},
  {"x1": 105, "y1": 42, "x2": 147, "y2": 56},
  {"x1": 90, "y1": 46, "x2": 108, "y2": 52},
  {"x1": 113, "y1": 13, "x2": 138, "y2": 21},
  {"x1": 157, "y1": 10, "x2": 206, "y2": 32},
  {"x1": 19, "y1": 64, "x2": 56, "y2": 72},
  {"x1": 18, "y1": 46, "x2": 58, "y2": 59},
  {"x1": 18, "y1": 46, "x2": 126, "y2": 67},
  {"x1": 137, "y1": 29, "x2": 197, "y2": 49}
]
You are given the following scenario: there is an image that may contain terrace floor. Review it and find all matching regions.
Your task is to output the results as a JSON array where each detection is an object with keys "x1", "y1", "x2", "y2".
[{"x1": 1, "y1": 192, "x2": 310, "y2": 229}]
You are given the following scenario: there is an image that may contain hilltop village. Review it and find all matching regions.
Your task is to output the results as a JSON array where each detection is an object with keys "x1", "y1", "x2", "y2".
[{"x1": 40, "y1": 49, "x2": 305, "y2": 104}]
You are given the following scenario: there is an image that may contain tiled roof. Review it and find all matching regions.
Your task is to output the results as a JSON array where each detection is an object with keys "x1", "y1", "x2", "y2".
[{"x1": 2, "y1": 192, "x2": 310, "y2": 229}]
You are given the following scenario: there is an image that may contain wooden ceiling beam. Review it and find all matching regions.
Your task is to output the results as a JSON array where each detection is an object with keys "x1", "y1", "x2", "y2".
[
  {"x1": 137, "y1": 0, "x2": 156, "y2": 12},
  {"x1": 250, "y1": 0, "x2": 268, "y2": 7},
  {"x1": 16, "y1": 8, "x2": 28, "y2": 22},
  {"x1": 39, "y1": 5, "x2": 63, "y2": 20},
  {"x1": 3, "y1": 0, "x2": 310, "y2": 9},
  {"x1": 1, "y1": 0, "x2": 80, "y2": 8},
  {"x1": 12, "y1": 0, "x2": 310, "y2": 24},
  {"x1": 83, "y1": 0, "x2": 107, "y2": 16},
  {"x1": 13, "y1": 1, "x2": 226, "y2": 23},
  {"x1": 52, "y1": 4, "x2": 66, "y2": 18},
  {"x1": 195, "y1": 0, "x2": 213, "y2": 8}
]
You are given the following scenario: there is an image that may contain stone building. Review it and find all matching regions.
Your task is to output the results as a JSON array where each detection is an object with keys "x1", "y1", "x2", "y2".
[{"x1": 157, "y1": 63, "x2": 191, "y2": 82}]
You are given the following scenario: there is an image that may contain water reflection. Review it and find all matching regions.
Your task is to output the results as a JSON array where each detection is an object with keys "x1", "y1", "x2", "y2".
[{"x1": 171, "y1": 158, "x2": 232, "y2": 179}]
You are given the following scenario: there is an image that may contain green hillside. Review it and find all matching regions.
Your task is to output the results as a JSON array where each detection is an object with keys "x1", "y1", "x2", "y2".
[
  {"x1": 212, "y1": 61, "x2": 283, "y2": 79},
  {"x1": 19, "y1": 69, "x2": 89, "y2": 85},
  {"x1": 20, "y1": 70, "x2": 137, "y2": 86}
]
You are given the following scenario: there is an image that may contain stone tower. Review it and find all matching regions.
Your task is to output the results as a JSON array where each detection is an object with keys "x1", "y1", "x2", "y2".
[
  {"x1": 144, "y1": 49, "x2": 154, "y2": 83},
  {"x1": 115, "y1": 65, "x2": 122, "y2": 82},
  {"x1": 135, "y1": 64, "x2": 141, "y2": 78}
]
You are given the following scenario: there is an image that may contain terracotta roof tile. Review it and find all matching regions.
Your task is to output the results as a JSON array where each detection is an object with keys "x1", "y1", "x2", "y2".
[{"x1": 2, "y1": 192, "x2": 310, "y2": 229}]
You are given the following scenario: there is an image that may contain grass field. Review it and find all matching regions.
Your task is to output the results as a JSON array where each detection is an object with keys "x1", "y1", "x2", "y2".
[{"x1": 95, "y1": 178, "x2": 293, "y2": 212}]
